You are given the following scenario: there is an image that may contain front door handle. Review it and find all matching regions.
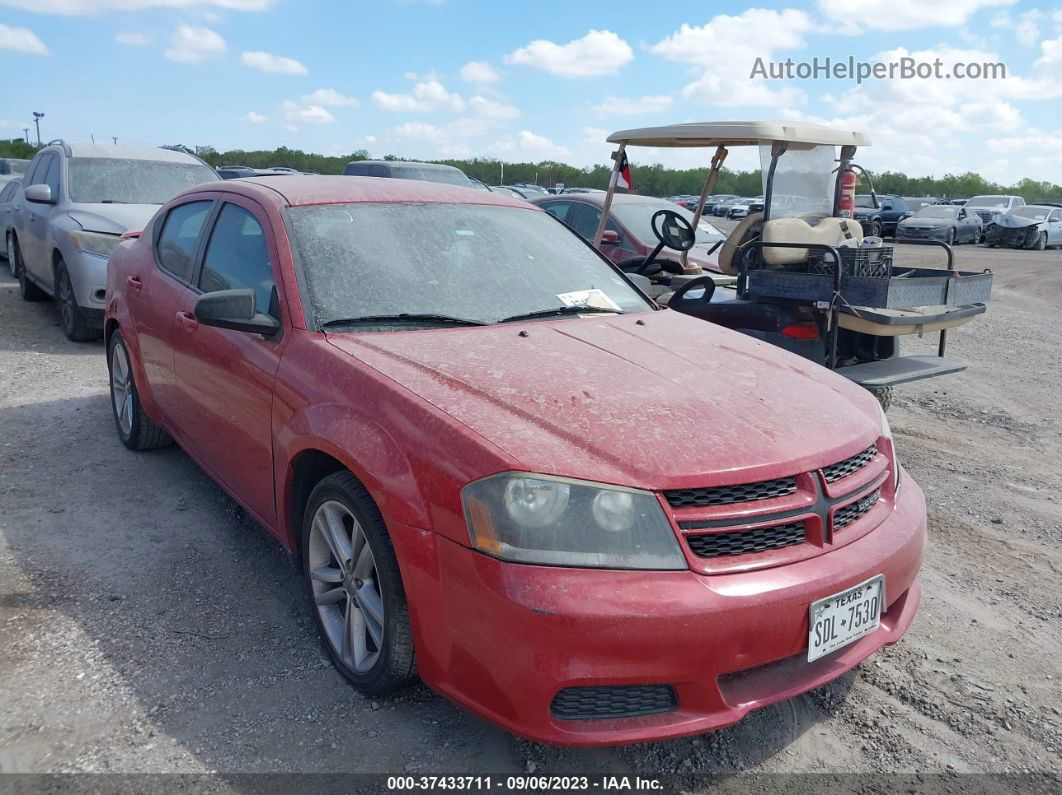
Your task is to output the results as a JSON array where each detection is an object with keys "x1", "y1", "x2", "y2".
[
  {"x1": 126, "y1": 276, "x2": 142, "y2": 292},
  {"x1": 175, "y1": 311, "x2": 199, "y2": 331}
]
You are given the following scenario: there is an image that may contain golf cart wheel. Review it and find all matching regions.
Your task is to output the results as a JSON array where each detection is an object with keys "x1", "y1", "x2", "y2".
[
  {"x1": 302, "y1": 472, "x2": 416, "y2": 697},
  {"x1": 13, "y1": 237, "x2": 47, "y2": 302},
  {"x1": 1033, "y1": 232, "x2": 1047, "y2": 251},
  {"x1": 57, "y1": 260, "x2": 101, "y2": 342},
  {"x1": 868, "y1": 386, "x2": 893, "y2": 413}
]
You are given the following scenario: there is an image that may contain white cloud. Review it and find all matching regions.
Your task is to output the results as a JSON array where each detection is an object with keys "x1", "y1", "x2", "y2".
[
  {"x1": 0, "y1": 0, "x2": 271, "y2": 14},
  {"x1": 650, "y1": 10, "x2": 812, "y2": 106},
  {"x1": 1015, "y1": 10, "x2": 1044, "y2": 46},
  {"x1": 165, "y1": 25, "x2": 225, "y2": 64},
  {"x1": 241, "y1": 50, "x2": 307, "y2": 75},
  {"x1": 372, "y1": 79, "x2": 465, "y2": 112},
  {"x1": 488, "y1": 130, "x2": 570, "y2": 160},
  {"x1": 505, "y1": 30, "x2": 632, "y2": 78},
  {"x1": 395, "y1": 122, "x2": 443, "y2": 140},
  {"x1": 591, "y1": 95, "x2": 672, "y2": 116},
  {"x1": 241, "y1": 111, "x2": 266, "y2": 124},
  {"x1": 818, "y1": 0, "x2": 1017, "y2": 33},
  {"x1": 281, "y1": 99, "x2": 334, "y2": 124},
  {"x1": 115, "y1": 31, "x2": 150, "y2": 46},
  {"x1": 468, "y1": 95, "x2": 519, "y2": 120},
  {"x1": 459, "y1": 60, "x2": 500, "y2": 84},
  {"x1": 0, "y1": 23, "x2": 49, "y2": 55},
  {"x1": 362, "y1": 135, "x2": 377, "y2": 144},
  {"x1": 583, "y1": 127, "x2": 608, "y2": 145},
  {"x1": 300, "y1": 88, "x2": 358, "y2": 106}
]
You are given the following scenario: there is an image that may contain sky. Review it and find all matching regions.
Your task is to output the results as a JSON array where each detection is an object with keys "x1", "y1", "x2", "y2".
[{"x1": 0, "y1": 0, "x2": 1060, "y2": 183}]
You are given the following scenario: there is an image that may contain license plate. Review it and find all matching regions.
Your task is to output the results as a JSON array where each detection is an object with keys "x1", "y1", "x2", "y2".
[{"x1": 807, "y1": 575, "x2": 885, "y2": 662}]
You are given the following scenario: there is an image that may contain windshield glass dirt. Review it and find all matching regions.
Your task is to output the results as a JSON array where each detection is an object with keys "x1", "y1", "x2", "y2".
[
  {"x1": 68, "y1": 158, "x2": 218, "y2": 204},
  {"x1": 287, "y1": 202, "x2": 652, "y2": 327}
]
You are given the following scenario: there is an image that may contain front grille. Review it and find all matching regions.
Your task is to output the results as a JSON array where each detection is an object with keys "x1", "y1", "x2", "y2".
[
  {"x1": 822, "y1": 445, "x2": 876, "y2": 483},
  {"x1": 664, "y1": 477, "x2": 797, "y2": 508},
  {"x1": 686, "y1": 521, "x2": 806, "y2": 558},
  {"x1": 833, "y1": 490, "x2": 880, "y2": 531},
  {"x1": 550, "y1": 685, "x2": 677, "y2": 720}
]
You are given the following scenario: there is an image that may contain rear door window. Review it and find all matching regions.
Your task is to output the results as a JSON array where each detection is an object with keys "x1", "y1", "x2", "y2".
[{"x1": 156, "y1": 200, "x2": 214, "y2": 282}]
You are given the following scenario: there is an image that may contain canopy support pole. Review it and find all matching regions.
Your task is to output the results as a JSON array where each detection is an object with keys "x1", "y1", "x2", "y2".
[
  {"x1": 593, "y1": 143, "x2": 626, "y2": 248},
  {"x1": 682, "y1": 145, "x2": 728, "y2": 270}
]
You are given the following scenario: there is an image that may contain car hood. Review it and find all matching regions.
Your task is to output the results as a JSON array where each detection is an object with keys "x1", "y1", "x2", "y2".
[
  {"x1": 68, "y1": 204, "x2": 160, "y2": 235},
  {"x1": 685, "y1": 240, "x2": 722, "y2": 270},
  {"x1": 326, "y1": 311, "x2": 878, "y2": 489},
  {"x1": 990, "y1": 214, "x2": 1042, "y2": 229}
]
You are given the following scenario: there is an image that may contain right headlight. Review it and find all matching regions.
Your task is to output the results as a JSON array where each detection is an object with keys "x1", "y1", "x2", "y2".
[
  {"x1": 879, "y1": 403, "x2": 901, "y2": 493},
  {"x1": 462, "y1": 473, "x2": 687, "y2": 570}
]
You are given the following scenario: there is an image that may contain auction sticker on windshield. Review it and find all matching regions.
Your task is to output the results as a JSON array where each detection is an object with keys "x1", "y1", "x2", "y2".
[
  {"x1": 808, "y1": 575, "x2": 884, "y2": 661},
  {"x1": 556, "y1": 288, "x2": 622, "y2": 312}
]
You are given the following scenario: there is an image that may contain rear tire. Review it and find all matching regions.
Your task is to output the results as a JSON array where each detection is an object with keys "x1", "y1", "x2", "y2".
[
  {"x1": 108, "y1": 331, "x2": 173, "y2": 451},
  {"x1": 868, "y1": 386, "x2": 893, "y2": 413},
  {"x1": 302, "y1": 472, "x2": 416, "y2": 697},
  {"x1": 57, "y1": 260, "x2": 101, "y2": 342},
  {"x1": 13, "y1": 237, "x2": 48, "y2": 302}
]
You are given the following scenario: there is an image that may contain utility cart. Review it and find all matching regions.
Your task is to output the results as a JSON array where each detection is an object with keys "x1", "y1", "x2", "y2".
[{"x1": 594, "y1": 122, "x2": 992, "y2": 409}]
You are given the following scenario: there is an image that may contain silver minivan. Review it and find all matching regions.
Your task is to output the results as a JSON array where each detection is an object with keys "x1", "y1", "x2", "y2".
[{"x1": 10, "y1": 142, "x2": 218, "y2": 340}]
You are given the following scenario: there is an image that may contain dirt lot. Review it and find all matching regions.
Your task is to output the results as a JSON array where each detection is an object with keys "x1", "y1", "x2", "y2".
[{"x1": 0, "y1": 241, "x2": 1059, "y2": 788}]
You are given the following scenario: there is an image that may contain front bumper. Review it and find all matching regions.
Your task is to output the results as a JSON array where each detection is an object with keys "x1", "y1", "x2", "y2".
[
  {"x1": 66, "y1": 248, "x2": 109, "y2": 316},
  {"x1": 394, "y1": 475, "x2": 926, "y2": 746},
  {"x1": 984, "y1": 225, "x2": 1039, "y2": 248}
]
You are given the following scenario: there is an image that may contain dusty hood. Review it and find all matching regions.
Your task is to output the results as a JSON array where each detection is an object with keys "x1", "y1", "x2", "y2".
[
  {"x1": 68, "y1": 203, "x2": 159, "y2": 235},
  {"x1": 327, "y1": 311, "x2": 879, "y2": 490},
  {"x1": 991, "y1": 214, "x2": 1041, "y2": 229}
]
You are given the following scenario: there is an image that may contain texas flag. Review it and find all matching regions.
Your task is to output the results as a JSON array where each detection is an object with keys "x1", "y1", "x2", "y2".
[{"x1": 611, "y1": 150, "x2": 632, "y2": 190}]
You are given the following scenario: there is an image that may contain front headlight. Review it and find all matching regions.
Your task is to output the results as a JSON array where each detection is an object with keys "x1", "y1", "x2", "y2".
[
  {"x1": 69, "y1": 229, "x2": 122, "y2": 259},
  {"x1": 879, "y1": 403, "x2": 901, "y2": 492},
  {"x1": 462, "y1": 473, "x2": 686, "y2": 570}
]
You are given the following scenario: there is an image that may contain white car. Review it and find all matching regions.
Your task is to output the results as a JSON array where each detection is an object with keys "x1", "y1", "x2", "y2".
[{"x1": 983, "y1": 205, "x2": 1062, "y2": 250}]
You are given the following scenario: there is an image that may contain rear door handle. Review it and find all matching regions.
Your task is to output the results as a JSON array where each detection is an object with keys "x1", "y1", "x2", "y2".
[
  {"x1": 126, "y1": 276, "x2": 142, "y2": 292},
  {"x1": 175, "y1": 311, "x2": 199, "y2": 331}
]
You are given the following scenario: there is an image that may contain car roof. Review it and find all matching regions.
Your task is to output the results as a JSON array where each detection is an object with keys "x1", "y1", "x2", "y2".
[
  {"x1": 345, "y1": 160, "x2": 464, "y2": 172},
  {"x1": 606, "y1": 120, "x2": 870, "y2": 148},
  {"x1": 196, "y1": 175, "x2": 535, "y2": 209},
  {"x1": 530, "y1": 192, "x2": 672, "y2": 208},
  {"x1": 61, "y1": 142, "x2": 204, "y2": 163}
]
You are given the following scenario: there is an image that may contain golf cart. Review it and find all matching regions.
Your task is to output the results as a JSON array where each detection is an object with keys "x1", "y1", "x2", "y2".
[{"x1": 594, "y1": 122, "x2": 992, "y2": 409}]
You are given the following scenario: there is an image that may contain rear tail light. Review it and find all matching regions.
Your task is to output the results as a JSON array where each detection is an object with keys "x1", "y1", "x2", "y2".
[{"x1": 781, "y1": 322, "x2": 819, "y2": 340}]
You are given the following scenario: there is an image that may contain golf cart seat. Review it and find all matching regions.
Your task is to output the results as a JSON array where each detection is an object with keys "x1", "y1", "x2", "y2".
[
  {"x1": 761, "y1": 217, "x2": 864, "y2": 266},
  {"x1": 717, "y1": 212, "x2": 764, "y2": 274}
]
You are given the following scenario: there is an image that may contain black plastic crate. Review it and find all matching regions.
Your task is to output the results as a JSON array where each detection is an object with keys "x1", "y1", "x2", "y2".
[{"x1": 808, "y1": 246, "x2": 893, "y2": 278}]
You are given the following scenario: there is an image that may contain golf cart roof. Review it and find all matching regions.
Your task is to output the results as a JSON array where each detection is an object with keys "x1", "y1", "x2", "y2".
[{"x1": 606, "y1": 121, "x2": 871, "y2": 148}]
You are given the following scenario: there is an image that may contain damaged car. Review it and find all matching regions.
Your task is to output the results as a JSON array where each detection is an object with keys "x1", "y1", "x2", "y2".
[{"x1": 983, "y1": 205, "x2": 1062, "y2": 250}]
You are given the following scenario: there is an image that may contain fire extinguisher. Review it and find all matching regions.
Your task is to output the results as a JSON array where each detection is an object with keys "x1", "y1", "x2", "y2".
[{"x1": 838, "y1": 166, "x2": 857, "y2": 218}]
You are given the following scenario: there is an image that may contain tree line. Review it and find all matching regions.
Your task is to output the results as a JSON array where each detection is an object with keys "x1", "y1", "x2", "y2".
[{"x1": 2, "y1": 138, "x2": 1059, "y2": 201}]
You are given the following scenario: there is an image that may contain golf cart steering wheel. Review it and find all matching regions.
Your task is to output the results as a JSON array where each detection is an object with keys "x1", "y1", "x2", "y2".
[
  {"x1": 667, "y1": 275, "x2": 716, "y2": 311},
  {"x1": 651, "y1": 210, "x2": 696, "y2": 252},
  {"x1": 624, "y1": 210, "x2": 697, "y2": 276}
]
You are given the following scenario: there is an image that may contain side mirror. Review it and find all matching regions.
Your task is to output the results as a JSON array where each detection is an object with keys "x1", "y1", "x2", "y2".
[
  {"x1": 600, "y1": 229, "x2": 620, "y2": 245},
  {"x1": 958, "y1": 210, "x2": 966, "y2": 219},
  {"x1": 194, "y1": 289, "x2": 280, "y2": 337},
  {"x1": 25, "y1": 184, "x2": 54, "y2": 204}
]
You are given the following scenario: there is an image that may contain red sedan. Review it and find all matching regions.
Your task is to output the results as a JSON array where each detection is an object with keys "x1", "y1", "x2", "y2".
[{"x1": 104, "y1": 176, "x2": 925, "y2": 745}]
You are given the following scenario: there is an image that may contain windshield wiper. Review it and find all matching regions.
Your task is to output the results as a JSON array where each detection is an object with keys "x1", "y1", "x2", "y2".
[
  {"x1": 498, "y1": 305, "x2": 622, "y2": 324},
  {"x1": 99, "y1": 199, "x2": 129, "y2": 204},
  {"x1": 320, "y1": 313, "x2": 490, "y2": 328}
]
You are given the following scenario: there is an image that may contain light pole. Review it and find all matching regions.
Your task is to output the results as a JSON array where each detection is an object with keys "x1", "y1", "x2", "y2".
[
  {"x1": 32, "y1": 112, "x2": 44, "y2": 146},
  {"x1": 22, "y1": 128, "x2": 30, "y2": 144}
]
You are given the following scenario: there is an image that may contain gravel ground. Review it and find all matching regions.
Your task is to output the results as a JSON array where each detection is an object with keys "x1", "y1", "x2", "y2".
[{"x1": 0, "y1": 242, "x2": 1059, "y2": 790}]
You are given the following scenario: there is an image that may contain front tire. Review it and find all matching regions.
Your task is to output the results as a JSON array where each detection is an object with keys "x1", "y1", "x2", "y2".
[
  {"x1": 108, "y1": 331, "x2": 173, "y2": 451},
  {"x1": 13, "y1": 237, "x2": 48, "y2": 301},
  {"x1": 945, "y1": 228, "x2": 956, "y2": 246},
  {"x1": 1033, "y1": 231, "x2": 1047, "y2": 251},
  {"x1": 868, "y1": 386, "x2": 893, "y2": 413},
  {"x1": 302, "y1": 472, "x2": 415, "y2": 697},
  {"x1": 866, "y1": 221, "x2": 882, "y2": 238},
  {"x1": 57, "y1": 260, "x2": 101, "y2": 341}
]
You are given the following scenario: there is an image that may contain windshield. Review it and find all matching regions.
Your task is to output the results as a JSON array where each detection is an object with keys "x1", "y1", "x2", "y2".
[
  {"x1": 287, "y1": 203, "x2": 653, "y2": 328},
  {"x1": 855, "y1": 194, "x2": 876, "y2": 208},
  {"x1": 611, "y1": 201, "x2": 724, "y2": 245},
  {"x1": 966, "y1": 196, "x2": 1008, "y2": 208},
  {"x1": 760, "y1": 144, "x2": 836, "y2": 219},
  {"x1": 915, "y1": 206, "x2": 958, "y2": 219},
  {"x1": 1010, "y1": 206, "x2": 1049, "y2": 221},
  {"x1": 68, "y1": 158, "x2": 218, "y2": 204},
  {"x1": 392, "y1": 165, "x2": 472, "y2": 187}
]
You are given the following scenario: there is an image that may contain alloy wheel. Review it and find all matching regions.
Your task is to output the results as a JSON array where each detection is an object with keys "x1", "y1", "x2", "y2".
[
  {"x1": 110, "y1": 342, "x2": 134, "y2": 436},
  {"x1": 58, "y1": 269, "x2": 75, "y2": 334},
  {"x1": 308, "y1": 500, "x2": 384, "y2": 673}
]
